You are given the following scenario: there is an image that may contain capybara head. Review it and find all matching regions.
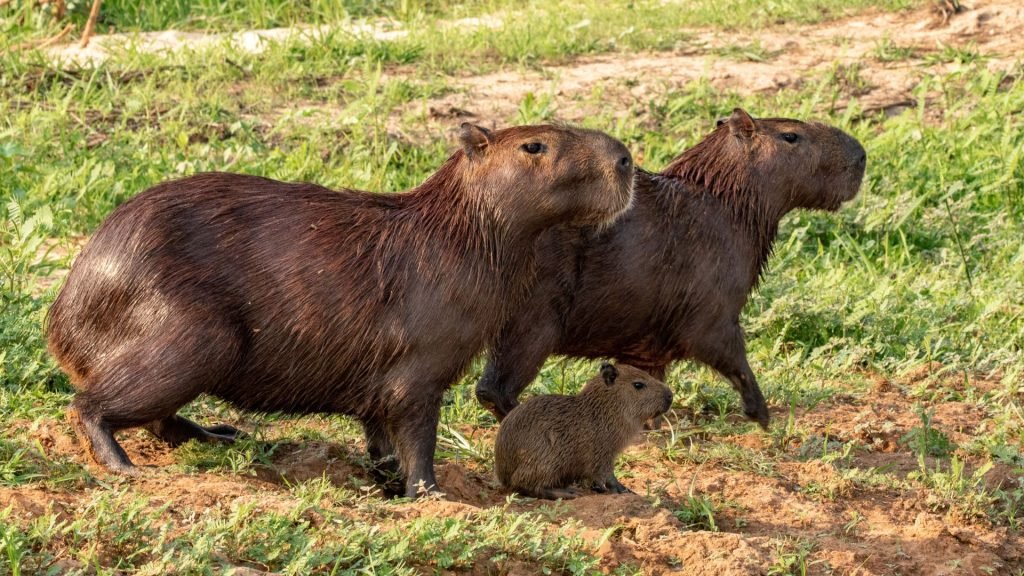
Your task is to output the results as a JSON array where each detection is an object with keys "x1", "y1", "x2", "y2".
[
  {"x1": 671, "y1": 108, "x2": 866, "y2": 213},
  {"x1": 457, "y1": 123, "x2": 634, "y2": 230},
  {"x1": 582, "y1": 362, "x2": 673, "y2": 424}
]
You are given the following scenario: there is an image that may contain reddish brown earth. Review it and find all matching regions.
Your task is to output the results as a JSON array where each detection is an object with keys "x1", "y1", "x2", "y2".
[{"x1": 2, "y1": 360, "x2": 1021, "y2": 574}]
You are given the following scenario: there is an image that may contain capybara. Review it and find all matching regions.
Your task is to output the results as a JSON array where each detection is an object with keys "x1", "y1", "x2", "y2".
[
  {"x1": 46, "y1": 123, "x2": 635, "y2": 497},
  {"x1": 494, "y1": 363, "x2": 672, "y2": 499},
  {"x1": 476, "y1": 108, "x2": 867, "y2": 428}
]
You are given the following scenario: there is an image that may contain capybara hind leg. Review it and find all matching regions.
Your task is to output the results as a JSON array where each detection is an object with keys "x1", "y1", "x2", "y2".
[
  {"x1": 145, "y1": 415, "x2": 240, "y2": 447},
  {"x1": 67, "y1": 401, "x2": 137, "y2": 475}
]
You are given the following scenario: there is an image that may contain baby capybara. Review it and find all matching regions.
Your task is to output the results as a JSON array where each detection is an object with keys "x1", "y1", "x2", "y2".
[
  {"x1": 495, "y1": 363, "x2": 671, "y2": 499},
  {"x1": 47, "y1": 123, "x2": 635, "y2": 497},
  {"x1": 477, "y1": 109, "x2": 866, "y2": 428}
]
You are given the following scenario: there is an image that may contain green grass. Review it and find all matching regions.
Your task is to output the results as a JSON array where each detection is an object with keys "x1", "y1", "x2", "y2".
[{"x1": 2, "y1": 0, "x2": 1023, "y2": 572}]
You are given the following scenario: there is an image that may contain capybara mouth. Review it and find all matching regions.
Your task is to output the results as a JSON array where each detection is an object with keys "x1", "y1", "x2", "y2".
[{"x1": 643, "y1": 415, "x2": 666, "y2": 431}]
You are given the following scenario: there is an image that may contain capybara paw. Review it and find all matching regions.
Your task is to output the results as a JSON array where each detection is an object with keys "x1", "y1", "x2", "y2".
[
  {"x1": 540, "y1": 487, "x2": 580, "y2": 500},
  {"x1": 205, "y1": 423, "x2": 244, "y2": 439},
  {"x1": 745, "y1": 402, "x2": 770, "y2": 430},
  {"x1": 606, "y1": 478, "x2": 631, "y2": 494}
]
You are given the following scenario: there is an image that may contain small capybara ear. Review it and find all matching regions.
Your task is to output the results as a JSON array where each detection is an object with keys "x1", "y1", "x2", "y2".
[
  {"x1": 600, "y1": 362, "x2": 618, "y2": 385},
  {"x1": 459, "y1": 123, "x2": 493, "y2": 160},
  {"x1": 727, "y1": 108, "x2": 756, "y2": 138}
]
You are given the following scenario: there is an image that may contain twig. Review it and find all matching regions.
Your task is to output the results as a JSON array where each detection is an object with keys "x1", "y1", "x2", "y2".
[
  {"x1": 80, "y1": 0, "x2": 102, "y2": 48},
  {"x1": 944, "y1": 197, "x2": 974, "y2": 290},
  {"x1": 36, "y1": 23, "x2": 73, "y2": 48},
  {"x1": 4, "y1": 23, "x2": 74, "y2": 54}
]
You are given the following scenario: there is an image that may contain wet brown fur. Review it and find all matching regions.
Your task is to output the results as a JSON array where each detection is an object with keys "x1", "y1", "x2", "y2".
[
  {"x1": 477, "y1": 109, "x2": 867, "y2": 427},
  {"x1": 494, "y1": 363, "x2": 672, "y2": 499},
  {"x1": 47, "y1": 123, "x2": 634, "y2": 497}
]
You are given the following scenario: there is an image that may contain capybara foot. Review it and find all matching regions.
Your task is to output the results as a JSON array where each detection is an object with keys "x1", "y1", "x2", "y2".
[
  {"x1": 145, "y1": 415, "x2": 242, "y2": 447},
  {"x1": 605, "y1": 477, "x2": 632, "y2": 494},
  {"x1": 535, "y1": 487, "x2": 580, "y2": 500},
  {"x1": 744, "y1": 399, "x2": 770, "y2": 430},
  {"x1": 404, "y1": 477, "x2": 443, "y2": 499},
  {"x1": 474, "y1": 386, "x2": 519, "y2": 421},
  {"x1": 67, "y1": 404, "x2": 136, "y2": 474},
  {"x1": 367, "y1": 456, "x2": 404, "y2": 495},
  {"x1": 204, "y1": 423, "x2": 245, "y2": 439}
]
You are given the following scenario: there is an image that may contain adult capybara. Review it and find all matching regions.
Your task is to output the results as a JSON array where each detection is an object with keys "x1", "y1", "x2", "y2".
[
  {"x1": 495, "y1": 363, "x2": 672, "y2": 499},
  {"x1": 47, "y1": 123, "x2": 635, "y2": 497},
  {"x1": 476, "y1": 108, "x2": 866, "y2": 428}
]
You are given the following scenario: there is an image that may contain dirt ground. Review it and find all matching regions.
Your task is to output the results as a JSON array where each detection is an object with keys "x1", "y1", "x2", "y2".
[
  {"x1": 12, "y1": 1, "x2": 1024, "y2": 574},
  {"x1": 2, "y1": 361, "x2": 1021, "y2": 574},
  {"x1": 411, "y1": 0, "x2": 1024, "y2": 129}
]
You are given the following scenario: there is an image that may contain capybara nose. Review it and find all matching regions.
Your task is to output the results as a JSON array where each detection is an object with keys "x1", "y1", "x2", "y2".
[{"x1": 618, "y1": 155, "x2": 632, "y2": 173}]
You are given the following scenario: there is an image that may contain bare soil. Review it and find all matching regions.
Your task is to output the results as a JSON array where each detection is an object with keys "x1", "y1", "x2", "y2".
[
  {"x1": 3, "y1": 361, "x2": 1021, "y2": 574},
  {"x1": 406, "y1": 0, "x2": 1024, "y2": 134}
]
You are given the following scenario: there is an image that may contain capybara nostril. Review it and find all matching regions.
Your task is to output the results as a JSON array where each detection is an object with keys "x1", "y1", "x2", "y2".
[{"x1": 618, "y1": 155, "x2": 633, "y2": 172}]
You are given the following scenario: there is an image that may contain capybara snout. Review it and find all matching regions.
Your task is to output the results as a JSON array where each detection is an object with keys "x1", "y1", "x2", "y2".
[{"x1": 463, "y1": 124, "x2": 634, "y2": 230}]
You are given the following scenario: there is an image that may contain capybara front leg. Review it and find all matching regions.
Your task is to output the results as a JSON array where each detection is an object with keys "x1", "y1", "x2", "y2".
[
  {"x1": 698, "y1": 323, "x2": 770, "y2": 429},
  {"x1": 477, "y1": 313, "x2": 560, "y2": 421},
  {"x1": 390, "y1": 399, "x2": 442, "y2": 498},
  {"x1": 145, "y1": 415, "x2": 241, "y2": 447},
  {"x1": 67, "y1": 398, "x2": 137, "y2": 475},
  {"x1": 363, "y1": 417, "x2": 401, "y2": 491}
]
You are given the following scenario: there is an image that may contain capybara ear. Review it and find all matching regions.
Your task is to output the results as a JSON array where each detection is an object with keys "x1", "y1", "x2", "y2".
[
  {"x1": 459, "y1": 123, "x2": 493, "y2": 160},
  {"x1": 727, "y1": 108, "x2": 756, "y2": 139},
  {"x1": 600, "y1": 362, "x2": 618, "y2": 385}
]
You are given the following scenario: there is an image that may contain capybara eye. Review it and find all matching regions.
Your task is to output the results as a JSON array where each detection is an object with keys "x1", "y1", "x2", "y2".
[
  {"x1": 780, "y1": 133, "x2": 799, "y2": 144},
  {"x1": 633, "y1": 381, "x2": 646, "y2": 390},
  {"x1": 521, "y1": 142, "x2": 545, "y2": 154}
]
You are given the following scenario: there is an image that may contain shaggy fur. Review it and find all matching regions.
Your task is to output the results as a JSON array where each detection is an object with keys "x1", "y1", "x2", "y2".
[
  {"x1": 47, "y1": 123, "x2": 634, "y2": 497},
  {"x1": 476, "y1": 109, "x2": 867, "y2": 427},
  {"x1": 494, "y1": 363, "x2": 672, "y2": 499}
]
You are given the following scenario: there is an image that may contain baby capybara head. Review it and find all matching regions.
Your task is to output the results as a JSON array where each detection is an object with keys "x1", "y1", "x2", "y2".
[
  {"x1": 674, "y1": 108, "x2": 866, "y2": 213},
  {"x1": 582, "y1": 362, "x2": 673, "y2": 424},
  {"x1": 458, "y1": 123, "x2": 634, "y2": 230}
]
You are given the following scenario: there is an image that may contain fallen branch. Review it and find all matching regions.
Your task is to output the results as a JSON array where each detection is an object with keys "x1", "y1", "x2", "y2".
[
  {"x1": 80, "y1": 0, "x2": 102, "y2": 48},
  {"x1": 37, "y1": 23, "x2": 73, "y2": 49}
]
